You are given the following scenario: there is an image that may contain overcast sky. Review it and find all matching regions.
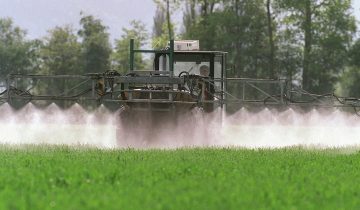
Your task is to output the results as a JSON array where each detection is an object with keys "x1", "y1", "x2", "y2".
[{"x1": 0, "y1": 0, "x2": 359, "y2": 42}]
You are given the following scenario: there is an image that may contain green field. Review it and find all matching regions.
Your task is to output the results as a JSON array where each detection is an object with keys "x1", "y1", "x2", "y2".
[{"x1": 0, "y1": 146, "x2": 360, "y2": 210}]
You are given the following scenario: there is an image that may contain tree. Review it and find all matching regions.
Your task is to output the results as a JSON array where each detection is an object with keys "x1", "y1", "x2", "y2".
[
  {"x1": 266, "y1": 0, "x2": 276, "y2": 78},
  {"x1": 154, "y1": 0, "x2": 180, "y2": 41},
  {"x1": 181, "y1": 0, "x2": 221, "y2": 50},
  {"x1": 314, "y1": 0, "x2": 356, "y2": 93},
  {"x1": 349, "y1": 38, "x2": 360, "y2": 68},
  {"x1": 337, "y1": 39, "x2": 360, "y2": 97},
  {"x1": 153, "y1": 0, "x2": 180, "y2": 49},
  {"x1": 38, "y1": 26, "x2": 83, "y2": 106},
  {"x1": 185, "y1": 0, "x2": 271, "y2": 77},
  {"x1": 112, "y1": 20, "x2": 148, "y2": 73},
  {"x1": 78, "y1": 14, "x2": 112, "y2": 73},
  {"x1": 41, "y1": 26, "x2": 82, "y2": 75},
  {"x1": 152, "y1": 5, "x2": 169, "y2": 49},
  {"x1": 153, "y1": 6, "x2": 166, "y2": 38},
  {"x1": 0, "y1": 18, "x2": 39, "y2": 77},
  {"x1": 276, "y1": 0, "x2": 356, "y2": 93},
  {"x1": 180, "y1": 0, "x2": 275, "y2": 104},
  {"x1": 276, "y1": 24, "x2": 303, "y2": 85},
  {"x1": 166, "y1": 0, "x2": 173, "y2": 40},
  {"x1": 182, "y1": 0, "x2": 197, "y2": 38}
]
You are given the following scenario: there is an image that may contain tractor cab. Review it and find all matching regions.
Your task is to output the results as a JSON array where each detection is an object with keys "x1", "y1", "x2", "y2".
[
  {"x1": 155, "y1": 49, "x2": 226, "y2": 111},
  {"x1": 154, "y1": 42, "x2": 226, "y2": 79},
  {"x1": 124, "y1": 39, "x2": 227, "y2": 112}
]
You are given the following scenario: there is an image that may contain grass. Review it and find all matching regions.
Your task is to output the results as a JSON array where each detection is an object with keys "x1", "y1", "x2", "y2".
[{"x1": 0, "y1": 146, "x2": 360, "y2": 210}]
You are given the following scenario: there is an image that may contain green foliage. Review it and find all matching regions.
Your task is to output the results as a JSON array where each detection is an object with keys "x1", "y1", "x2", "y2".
[
  {"x1": 36, "y1": 26, "x2": 84, "y2": 105},
  {"x1": 1, "y1": 147, "x2": 360, "y2": 209},
  {"x1": 78, "y1": 14, "x2": 112, "y2": 73},
  {"x1": 337, "y1": 66, "x2": 360, "y2": 97},
  {"x1": 0, "y1": 18, "x2": 40, "y2": 76},
  {"x1": 181, "y1": 0, "x2": 357, "y2": 94},
  {"x1": 153, "y1": 0, "x2": 180, "y2": 40},
  {"x1": 112, "y1": 20, "x2": 148, "y2": 73},
  {"x1": 349, "y1": 38, "x2": 360, "y2": 67},
  {"x1": 0, "y1": 1, "x2": 359, "y2": 98},
  {"x1": 181, "y1": 0, "x2": 274, "y2": 100},
  {"x1": 153, "y1": 6, "x2": 166, "y2": 38},
  {"x1": 182, "y1": 0, "x2": 197, "y2": 37},
  {"x1": 41, "y1": 26, "x2": 82, "y2": 75},
  {"x1": 152, "y1": 4, "x2": 172, "y2": 49},
  {"x1": 275, "y1": 0, "x2": 356, "y2": 93},
  {"x1": 337, "y1": 38, "x2": 360, "y2": 97},
  {"x1": 182, "y1": 0, "x2": 273, "y2": 79},
  {"x1": 152, "y1": 22, "x2": 176, "y2": 49}
]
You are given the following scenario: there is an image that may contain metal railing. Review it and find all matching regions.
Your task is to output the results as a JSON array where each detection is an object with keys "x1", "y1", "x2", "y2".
[{"x1": 3, "y1": 73, "x2": 360, "y2": 110}]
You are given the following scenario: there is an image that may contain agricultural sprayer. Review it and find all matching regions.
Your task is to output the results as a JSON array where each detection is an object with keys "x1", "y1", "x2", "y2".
[{"x1": 1, "y1": 39, "x2": 360, "y2": 140}]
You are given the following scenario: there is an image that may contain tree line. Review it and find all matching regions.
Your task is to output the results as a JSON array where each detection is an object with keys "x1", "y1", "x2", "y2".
[{"x1": 1, "y1": 0, "x2": 360, "y2": 97}]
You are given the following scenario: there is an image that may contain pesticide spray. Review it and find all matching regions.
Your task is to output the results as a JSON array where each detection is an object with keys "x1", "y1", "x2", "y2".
[{"x1": 0, "y1": 102, "x2": 360, "y2": 149}]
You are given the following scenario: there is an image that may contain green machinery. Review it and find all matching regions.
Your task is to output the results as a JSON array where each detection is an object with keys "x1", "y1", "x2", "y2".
[{"x1": 1, "y1": 39, "x2": 359, "y2": 113}]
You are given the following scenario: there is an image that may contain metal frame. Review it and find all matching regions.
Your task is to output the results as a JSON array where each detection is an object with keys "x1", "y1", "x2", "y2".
[
  {"x1": 3, "y1": 73, "x2": 360, "y2": 109},
  {"x1": 130, "y1": 39, "x2": 174, "y2": 73},
  {"x1": 221, "y1": 78, "x2": 287, "y2": 104},
  {"x1": 2, "y1": 39, "x2": 360, "y2": 110}
]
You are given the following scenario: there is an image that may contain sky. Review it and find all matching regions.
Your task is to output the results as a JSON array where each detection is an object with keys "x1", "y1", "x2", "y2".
[
  {"x1": 0, "y1": 0, "x2": 359, "y2": 42},
  {"x1": 0, "y1": 0, "x2": 161, "y2": 41}
]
